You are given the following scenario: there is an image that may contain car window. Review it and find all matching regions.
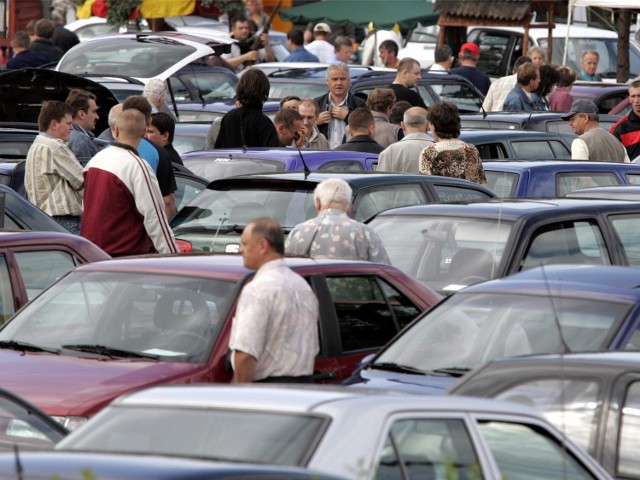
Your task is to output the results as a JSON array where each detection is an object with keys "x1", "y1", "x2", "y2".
[
  {"x1": 478, "y1": 420, "x2": 598, "y2": 479},
  {"x1": 494, "y1": 379, "x2": 602, "y2": 452},
  {"x1": 619, "y1": 381, "x2": 640, "y2": 477},
  {"x1": 429, "y1": 82, "x2": 483, "y2": 113},
  {"x1": 609, "y1": 214, "x2": 640, "y2": 267},
  {"x1": 0, "y1": 394, "x2": 64, "y2": 449},
  {"x1": 484, "y1": 171, "x2": 518, "y2": 196},
  {"x1": 0, "y1": 255, "x2": 13, "y2": 324},
  {"x1": 174, "y1": 175, "x2": 205, "y2": 212},
  {"x1": 415, "y1": 84, "x2": 439, "y2": 107},
  {"x1": 183, "y1": 158, "x2": 285, "y2": 182},
  {"x1": 474, "y1": 143, "x2": 508, "y2": 160},
  {"x1": 269, "y1": 83, "x2": 327, "y2": 101},
  {"x1": 556, "y1": 172, "x2": 620, "y2": 196},
  {"x1": 473, "y1": 31, "x2": 514, "y2": 77},
  {"x1": 14, "y1": 251, "x2": 77, "y2": 301},
  {"x1": 377, "y1": 418, "x2": 481, "y2": 479},
  {"x1": 433, "y1": 184, "x2": 493, "y2": 202},
  {"x1": 317, "y1": 161, "x2": 365, "y2": 172},
  {"x1": 545, "y1": 121, "x2": 574, "y2": 134},
  {"x1": 549, "y1": 140, "x2": 572, "y2": 158},
  {"x1": 626, "y1": 174, "x2": 640, "y2": 186},
  {"x1": 173, "y1": 69, "x2": 237, "y2": 103},
  {"x1": 512, "y1": 141, "x2": 557, "y2": 159},
  {"x1": 326, "y1": 275, "x2": 407, "y2": 352},
  {"x1": 521, "y1": 221, "x2": 610, "y2": 271},
  {"x1": 352, "y1": 185, "x2": 428, "y2": 222},
  {"x1": 173, "y1": 132, "x2": 206, "y2": 155}
]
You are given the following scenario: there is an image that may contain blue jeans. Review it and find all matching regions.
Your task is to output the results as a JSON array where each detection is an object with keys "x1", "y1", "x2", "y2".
[{"x1": 53, "y1": 215, "x2": 81, "y2": 235}]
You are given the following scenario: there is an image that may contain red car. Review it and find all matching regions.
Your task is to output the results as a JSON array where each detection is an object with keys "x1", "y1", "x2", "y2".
[{"x1": 0, "y1": 254, "x2": 440, "y2": 429}]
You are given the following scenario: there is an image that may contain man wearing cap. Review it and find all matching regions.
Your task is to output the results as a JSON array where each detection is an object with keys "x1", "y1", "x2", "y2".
[
  {"x1": 564, "y1": 99, "x2": 629, "y2": 163},
  {"x1": 306, "y1": 23, "x2": 334, "y2": 63},
  {"x1": 610, "y1": 80, "x2": 640, "y2": 162},
  {"x1": 451, "y1": 42, "x2": 491, "y2": 96}
]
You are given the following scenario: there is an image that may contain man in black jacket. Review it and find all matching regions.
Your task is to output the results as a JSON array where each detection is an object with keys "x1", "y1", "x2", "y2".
[
  {"x1": 314, "y1": 63, "x2": 366, "y2": 149},
  {"x1": 335, "y1": 108, "x2": 384, "y2": 154}
]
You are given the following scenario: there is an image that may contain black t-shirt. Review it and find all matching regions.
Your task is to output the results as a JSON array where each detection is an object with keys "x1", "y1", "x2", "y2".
[
  {"x1": 389, "y1": 84, "x2": 428, "y2": 109},
  {"x1": 148, "y1": 139, "x2": 177, "y2": 196}
]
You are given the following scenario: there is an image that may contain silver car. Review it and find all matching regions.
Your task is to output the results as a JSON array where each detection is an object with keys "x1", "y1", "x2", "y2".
[{"x1": 52, "y1": 385, "x2": 611, "y2": 480}]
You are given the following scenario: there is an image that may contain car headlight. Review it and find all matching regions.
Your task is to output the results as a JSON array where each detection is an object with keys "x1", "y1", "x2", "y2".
[{"x1": 51, "y1": 416, "x2": 88, "y2": 431}]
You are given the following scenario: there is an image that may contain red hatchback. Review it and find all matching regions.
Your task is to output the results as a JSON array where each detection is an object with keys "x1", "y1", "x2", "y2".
[{"x1": 0, "y1": 254, "x2": 440, "y2": 429}]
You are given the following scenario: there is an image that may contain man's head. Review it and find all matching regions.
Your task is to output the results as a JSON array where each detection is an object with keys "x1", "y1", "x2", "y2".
[
  {"x1": 298, "y1": 98, "x2": 320, "y2": 133},
  {"x1": 236, "y1": 68, "x2": 270, "y2": 107},
  {"x1": 286, "y1": 28, "x2": 305, "y2": 50},
  {"x1": 427, "y1": 100, "x2": 460, "y2": 139},
  {"x1": 326, "y1": 62, "x2": 350, "y2": 100},
  {"x1": 367, "y1": 88, "x2": 395, "y2": 115},
  {"x1": 516, "y1": 62, "x2": 540, "y2": 92},
  {"x1": 347, "y1": 107, "x2": 375, "y2": 137},
  {"x1": 240, "y1": 217, "x2": 284, "y2": 270},
  {"x1": 107, "y1": 103, "x2": 123, "y2": 135},
  {"x1": 122, "y1": 95, "x2": 153, "y2": 125},
  {"x1": 274, "y1": 108, "x2": 304, "y2": 145},
  {"x1": 333, "y1": 36, "x2": 353, "y2": 63},
  {"x1": 34, "y1": 19, "x2": 54, "y2": 40},
  {"x1": 245, "y1": 0, "x2": 263, "y2": 14},
  {"x1": 511, "y1": 55, "x2": 532, "y2": 74},
  {"x1": 458, "y1": 42, "x2": 480, "y2": 65},
  {"x1": 142, "y1": 78, "x2": 167, "y2": 109},
  {"x1": 581, "y1": 49, "x2": 600, "y2": 77},
  {"x1": 401, "y1": 107, "x2": 429, "y2": 133},
  {"x1": 379, "y1": 39, "x2": 399, "y2": 68},
  {"x1": 395, "y1": 57, "x2": 421, "y2": 88},
  {"x1": 313, "y1": 22, "x2": 331, "y2": 40},
  {"x1": 434, "y1": 44, "x2": 453, "y2": 69},
  {"x1": 229, "y1": 17, "x2": 251, "y2": 42},
  {"x1": 314, "y1": 177, "x2": 352, "y2": 213},
  {"x1": 279, "y1": 95, "x2": 301, "y2": 111},
  {"x1": 528, "y1": 46, "x2": 546, "y2": 66},
  {"x1": 65, "y1": 89, "x2": 99, "y2": 132},
  {"x1": 561, "y1": 99, "x2": 599, "y2": 135},
  {"x1": 556, "y1": 66, "x2": 577, "y2": 88},
  {"x1": 147, "y1": 112, "x2": 176, "y2": 147},
  {"x1": 38, "y1": 100, "x2": 74, "y2": 141},
  {"x1": 629, "y1": 79, "x2": 640, "y2": 116},
  {"x1": 10, "y1": 31, "x2": 30, "y2": 53},
  {"x1": 115, "y1": 108, "x2": 147, "y2": 147},
  {"x1": 390, "y1": 100, "x2": 412, "y2": 125}
]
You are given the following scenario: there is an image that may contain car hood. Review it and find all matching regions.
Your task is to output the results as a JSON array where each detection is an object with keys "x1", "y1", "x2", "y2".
[
  {"x1": 346, "y1": 367, "x2": 458, "y2": 394},
  {"x1": 0, "y1": 350, "x2": 201, "y2": 417},
  {"x1": 0, "y1": 68, "x2": 118, "y2": 134}
]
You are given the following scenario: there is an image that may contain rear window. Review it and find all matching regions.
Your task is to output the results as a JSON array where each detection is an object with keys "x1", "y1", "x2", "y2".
[
  {"x1": 556, "y1": 172, "x2": 620, "y2": 196},
  {"x1": 183, "y1": 157, "x2": 285, "y2": 181},
  {"x1": 485, "y1": 171, "x2": 519, "y2": 196}
]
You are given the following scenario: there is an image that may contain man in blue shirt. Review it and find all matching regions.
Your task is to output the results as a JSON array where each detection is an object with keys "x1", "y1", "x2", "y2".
[{"x1": 283, "y1": 28, "x2": 319, "y2": 63}]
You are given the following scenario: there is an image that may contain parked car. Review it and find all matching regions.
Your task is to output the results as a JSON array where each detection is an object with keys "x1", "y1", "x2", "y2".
[
  {"x1": 0, "y1": 452, "x2": 346, "y2": 480},
  {"x1": 367, "y1": 198, "x2": 640, "y2": 293},
  {"x1": 459, "y1": 130, "x2": 574, "y2": 160},
  {"x1": 0, "y1": 386, "x2": 67, "y2": 452},
  {"x1": 451, "y1": 351, "x2": 640, "y2": 480},
  {"x1": 460, "y1": 111, "x2": 621, "y2": 133},
  {"x1": 181, "y1": 148, "x2": 380, "y2": 181},
  {"x1": 175, "y1": 100, "x2": 280, "y2": 123},
  {"x1": 49, "y1": 384, "x2": 612, "y2": 480},
  {"x1": 346, "y1": 265, "x2": 640, "y2": 394},
  {"x1": 570, "y1": 82, "x2": 630, "y2": 114},
  {"x1": 172, "y1": 163, "x2": 208, "y2": 212},
  {"x1": 610, "y1": 96, "x2": 631, "y2": 116},
  {"x1": 0, "y1": 254, "x2": 440, "y2": 428},
  {"x1": 484, "y1": 160, "x2": 640, "y2": 197},
  {"x1": 171, "y1": 172, "x2": 496, "y2": 253},
  {"x1": 0, "y1": 126, "x2": 39, "y2": 161}
]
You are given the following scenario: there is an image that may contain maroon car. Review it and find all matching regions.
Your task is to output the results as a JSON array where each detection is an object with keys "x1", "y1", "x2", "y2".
[
  {"x1": 0, "y1": 254, "x2": 440, "y2": 429},
  {"x1": 0, "y1": 231, "x2": 109, "y2": 321}
]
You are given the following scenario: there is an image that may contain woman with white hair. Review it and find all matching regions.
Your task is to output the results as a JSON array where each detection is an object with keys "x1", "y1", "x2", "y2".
[{"x1": 143, "y1": 78, "x2": 176, "y2": 120}]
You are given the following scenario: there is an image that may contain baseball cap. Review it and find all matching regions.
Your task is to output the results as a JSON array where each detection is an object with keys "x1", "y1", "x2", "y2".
[
  {"x1": 561, "y1": 99, "x2": 599, "y2": 120},
  {"x1": 459, "y1": 42, "x2": 479, "y2": 57},
  {"x1": 314, "y1": 23, "x2": 331, "y2": 34}
]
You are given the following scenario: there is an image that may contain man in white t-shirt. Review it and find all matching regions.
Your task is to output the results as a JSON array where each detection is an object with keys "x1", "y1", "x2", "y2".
[{"x1": 306, "y1": 23, "x2": 334, "y2": 63}]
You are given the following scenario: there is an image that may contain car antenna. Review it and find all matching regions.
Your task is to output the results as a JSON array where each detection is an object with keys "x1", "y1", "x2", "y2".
[
  {"x1": 13, "y1": 445, "x2": 23, "y2": 480},
  {"x1": 481, "y1": 104, "x2": 487, "y2": 120},
  {"x1": 284, "y1": 116, "x2": 311, "y2": 179},
  {"x1": 523, "y1": 110, "x2": 533, "y2": 130}
]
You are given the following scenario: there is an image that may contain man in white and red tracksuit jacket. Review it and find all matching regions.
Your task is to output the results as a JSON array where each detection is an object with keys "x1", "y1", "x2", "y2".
[{"x1": 80, "y1": 108, "x2": 179, "y2": 257}]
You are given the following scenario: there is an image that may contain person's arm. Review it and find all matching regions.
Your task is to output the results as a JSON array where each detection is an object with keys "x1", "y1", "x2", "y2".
[
  {"x1": 163, "y1": 193, "x2": 177, "y2": 221},
  {"x1": 231, "y1": 350, "x2": 257, "y2": 383},
  {"x1": 259, "y1": 32, "x2": 276, "y2": 62},
  {"x1": 571, "y1": 138, "x2": 589, "y2": 160},
  {"x1": 53, "y1": 145, "x2": 85, "y2": 191}
]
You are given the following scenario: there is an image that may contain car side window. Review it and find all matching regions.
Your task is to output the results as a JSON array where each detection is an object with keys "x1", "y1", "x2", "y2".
[
  {"x1": 473, "y1": 31, "x2": 513, "y2": 76},
  {"x1": 478, "y1": 420, "x2": 597, "y2": 479},
  {"x1": 609, "y1": 214, "x2": 640, "y2": 267},
  {"x1": 429, "y1": 82, "x2": 483, "y2": 113},
  {"x1": 484, "y1": 171, "x2": 518, "y2": 196},
  {"x1": 352, "y1": 185, "x2": 428, "y2": 222},
  {"x1": 0, "y1": 255, "x2": 13, "y2": 324},
  {"x1": 521, "y1": 222, "x2": 609, "y2": 271},
  {"x1": 512, "y1": 141, "x2": 556, "y2": 159},
  {"x1": 625, "y1": 174, "x2": 640, "y2": 186},
  {"x1": 474, "y1": 143, "x2": 508, "y2": 160},
  {"x1": 549, "y1": 140, "x2": 572, "y2": 158},
  {"x1": 619, "y1": 381, "x2": 640, "y2": 477},
  {"x1": 14, "y1": 251, "x2": 77, "y2": 301},
  {"x1": 494, "y1": 379, "x2": 602, "y2": 452},
  {"x1": 556, "y1": 172, "x2": 619, "y2": 196},
  {"x1": 326, "y1": 275, "x2": 409, "y2": 352},
  {"x1": 317, "y1": 161, "x2": 365, "y2": 172},
  {"x1": 433, "y1": 184, "x2": 493, "y2": 202},
  {"x1": 377, "y1": 418, "x2": 481, "y2": 480}
]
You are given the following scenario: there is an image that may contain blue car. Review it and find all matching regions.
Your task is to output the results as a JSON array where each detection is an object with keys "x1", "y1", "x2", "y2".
[
  {"x1": 484, "y1": 160, "x2": 640, "y2": 197},
  {"x1": 346, "y1": 264, "x2": 640, "y2": 394},
  {"x1": 181, "y1": 148, "x2": 380, "y2": 181}
]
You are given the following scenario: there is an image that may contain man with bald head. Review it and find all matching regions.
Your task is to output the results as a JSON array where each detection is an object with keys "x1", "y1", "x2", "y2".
[
  {"x1": 81, "y1": 108, "x2": 178, "y2": 257},
  {"x1": 377, "y1": 107, "x2": 433, "y2": 173}
]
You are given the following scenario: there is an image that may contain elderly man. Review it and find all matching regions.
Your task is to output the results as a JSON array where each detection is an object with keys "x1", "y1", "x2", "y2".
[
  {"x1": 314, "y1": 63, "x2": 366, "y2": 149},
  {"x1": 285, "y1": 177, "x2": 390, "y2": 263},
  {"x1": 298, "y1": 98, "x2": 329, "y2": 149},
  {"x1": 562, "y1": 99, "x2": 629, "y2": 162},
  {"x1": 377, "y1": 107, "x2": 433, "y2": 173},
  {"x1": 578, "y1": 49, "x2": 602, "y2": 82},
  {"x1": 143, "y1": 78, "x2": 176, "y2": 120}
]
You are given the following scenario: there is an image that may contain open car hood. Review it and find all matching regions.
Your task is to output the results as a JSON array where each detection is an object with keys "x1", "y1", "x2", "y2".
[{"x1": 0, "y1": 68, "x2": 118, "y2": 134}]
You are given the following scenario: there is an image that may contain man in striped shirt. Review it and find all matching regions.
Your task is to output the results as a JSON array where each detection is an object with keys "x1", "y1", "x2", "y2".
[{"x1": 25, "y1": 100, "x2": 84, "y2": 234}]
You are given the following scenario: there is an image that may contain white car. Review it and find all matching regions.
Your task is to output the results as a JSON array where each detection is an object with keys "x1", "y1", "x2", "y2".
[{"x1": 51, "y1": 384, "x2": 612, "y2": 480}]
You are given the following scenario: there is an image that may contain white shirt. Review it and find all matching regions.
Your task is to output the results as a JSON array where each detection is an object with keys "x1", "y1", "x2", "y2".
[
  {"x1": 328, "y1": 95, "x2": 348, "y2": 149},
  {"x1": 305, "y1": 39, "x2": 335, "y2": 63}
]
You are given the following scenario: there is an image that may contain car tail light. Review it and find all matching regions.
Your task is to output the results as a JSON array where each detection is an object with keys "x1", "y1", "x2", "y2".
[{"x1": 176, "y1": 239, "x2": 192, "y2": 253}]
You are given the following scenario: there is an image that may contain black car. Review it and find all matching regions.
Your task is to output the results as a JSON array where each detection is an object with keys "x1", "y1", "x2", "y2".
[
  {"x1": 451, "y1": 351, "x2": 640, "y2": 480},
  {"x1": 458, "y1": 130, "x2": 574, "y2": 160},
  {"x1": 460, "y1": 111, "x2": 621, "y2": 134}
]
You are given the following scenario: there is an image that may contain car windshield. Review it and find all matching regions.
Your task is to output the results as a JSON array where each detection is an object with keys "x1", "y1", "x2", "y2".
[
  {"x1": 58, "y1": 37, "x2": 199, "y2": 78},
  {"x1": 426, "y1": 82, "x2": 483, "y2": 113},
  {"x1": 268, "y1": 82, "x2": 328, "y2": 101},
  {"x1": 183, "y1": 157, "x2": 286, "y2": 181},
  {"x1": 58, "y1": 405, "x2": 327, "y2": 466},
  {"x1": 0, "y1": 271, "x2": 237, "y2": 364},
  {"x1": 374, "y1": 291, "x2": 631, "y2": 373},
  {"x1": 369, "y1": 214, "x2": 512, "y2": 293}
]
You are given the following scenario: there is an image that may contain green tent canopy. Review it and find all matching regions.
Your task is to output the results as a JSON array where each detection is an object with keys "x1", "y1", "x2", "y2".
[{"x1": 279, "y1": 0, "x2": 438, "y2": 30}]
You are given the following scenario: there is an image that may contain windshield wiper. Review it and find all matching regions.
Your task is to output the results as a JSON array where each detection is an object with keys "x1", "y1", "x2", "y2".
[
  {"x1": 369, "y1": 362, "x2": 427, "y2": 375},
  {"x1": 62, "y1": 344, "x2": 159, "y2": 360},
  {"x1": 429, "y1": 367, "x2": 470, "y2": 377},
  {"x1": 0, "y1": 340, "x2": 60, "y2": 354}
]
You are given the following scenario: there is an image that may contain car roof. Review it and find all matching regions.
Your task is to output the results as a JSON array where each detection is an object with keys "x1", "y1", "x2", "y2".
[
  {"x1": 183, "y1": 148, "x2": 376, "y2": 161},
  {"x1": 566, "y1": 185, "x2": 640, "y2": 198},
  {"x1": 483, "y1": 159, "x2": 640, "y2": 172},
  {"x1": 458, "y1": 130, "x2": 575, "y2": 141}
]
